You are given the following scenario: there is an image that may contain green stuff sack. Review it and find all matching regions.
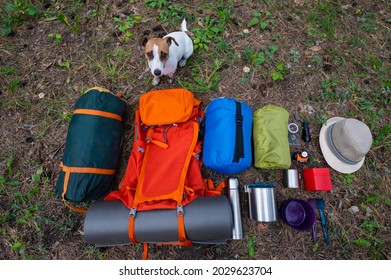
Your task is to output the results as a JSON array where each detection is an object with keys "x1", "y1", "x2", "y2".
[
  {"x1": 253, "y1": 104, "x2": 291, "y2": 169},
  {"x1": 55, "y1": 87, "x2": 127, "y2": 212}
]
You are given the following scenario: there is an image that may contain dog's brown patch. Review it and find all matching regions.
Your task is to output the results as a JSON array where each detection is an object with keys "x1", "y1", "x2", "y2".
[{"x1": 142, "y1": 38, "x2": 172, "y2": 63}]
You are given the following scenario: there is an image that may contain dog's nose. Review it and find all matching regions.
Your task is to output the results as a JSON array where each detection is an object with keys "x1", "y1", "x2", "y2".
[{"x1": 154, "y1": 69, "x2": 162, "y2": 76}]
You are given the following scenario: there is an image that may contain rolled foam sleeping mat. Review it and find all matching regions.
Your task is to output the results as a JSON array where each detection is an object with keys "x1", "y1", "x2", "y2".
[{"x1": 84, "y1": 196, "x2": 233, "y2": 246}]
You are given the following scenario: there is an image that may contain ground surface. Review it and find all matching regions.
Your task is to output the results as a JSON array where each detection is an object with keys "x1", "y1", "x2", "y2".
[{"x1": 0, "y1": 0, "x2": 390, "y2": 260}]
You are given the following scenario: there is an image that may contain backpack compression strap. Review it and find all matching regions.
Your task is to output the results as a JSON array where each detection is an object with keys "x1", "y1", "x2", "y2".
[
  {"x1": 233, "y1": 101, "x2": 245, "y2": 163},
  {"x1": 60, "y1": 163, "x2": 116, "y2": 214},
  {"x1": 127, "y1": 204, "x2": 187, "y2": 244}
]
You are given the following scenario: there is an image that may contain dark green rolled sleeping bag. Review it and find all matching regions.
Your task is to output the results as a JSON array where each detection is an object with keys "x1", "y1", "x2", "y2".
[
  {"x1": 253, "y1": 104, "x2": 291, "y2": 169},
  {"x1": 56, "y1": 87, "x2": 127, "y2": 204}
]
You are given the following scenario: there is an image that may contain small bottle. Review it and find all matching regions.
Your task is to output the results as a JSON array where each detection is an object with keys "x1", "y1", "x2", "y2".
[
  {"x1": 302, "y1": 121, "x2": 311, "y2": 142},
  {"x1": 227, "y1": 177, "x2": 243, "y2": 240}
]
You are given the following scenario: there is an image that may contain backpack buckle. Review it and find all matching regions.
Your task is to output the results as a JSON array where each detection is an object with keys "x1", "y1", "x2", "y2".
[
  {"x1": 236, "y1": 114, "x2": 243, "y2": 124},
  {"x1": 129, "y1": 208, "x2": 137, "y2": 218},
  {"x1": 177, "y1": 205, "x2": 184, "y2": 216}
]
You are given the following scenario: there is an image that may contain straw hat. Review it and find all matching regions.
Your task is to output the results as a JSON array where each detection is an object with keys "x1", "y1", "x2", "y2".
[{"x1": 319, "y1": 117, "x2": 372, "y2": 174}]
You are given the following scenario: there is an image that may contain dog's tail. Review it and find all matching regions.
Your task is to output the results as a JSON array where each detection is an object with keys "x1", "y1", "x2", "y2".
[
  {"x1": 181, "y1": 18, "x2": 193, "y2": 36},
  {"x1": 181, "y1": 18, "x2": 189, "y2": 32}
]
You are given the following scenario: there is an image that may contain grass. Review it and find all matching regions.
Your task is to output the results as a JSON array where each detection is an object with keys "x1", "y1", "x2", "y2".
[
  {"x1": 113, "y1": 14, "x2": 142, "y2": 43},
  {"x1": 307, "y1": 0, "x2": 340, "y2": 39},
  {"x1": 0, "y1": 0, "x2": 41, "y2": 36},
  {"x1": 177, "y1": 58, "x2": 223, "y2": 92}
]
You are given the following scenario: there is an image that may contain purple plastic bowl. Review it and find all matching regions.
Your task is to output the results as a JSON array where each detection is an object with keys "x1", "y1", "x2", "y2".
[{"x1": 281, "y1": 199, "x2": 315, "y2": 231}]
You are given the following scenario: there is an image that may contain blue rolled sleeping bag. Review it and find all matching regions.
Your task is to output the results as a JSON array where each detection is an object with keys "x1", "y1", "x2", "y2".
[{"x1": 203, "y1": 97, "x2": 253, "y2": 174}]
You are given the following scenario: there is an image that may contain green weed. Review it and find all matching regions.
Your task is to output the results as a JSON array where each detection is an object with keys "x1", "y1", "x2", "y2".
[
  {"x1": 91, "y1": 3, "x2": 108, "y2": 22},
  {"x1": 271, "y1": 62, "x2": 286, "y2": 81},
  {"x1": 88, "y1": 47, "x2": 131, "y2": 79},
  {"x1": 1, "y1": 163, "x2": 47, "y2": 237},
  {"x1": 248, "y1": 10, "x2": 274, "y2": 31},
  {"x1": 364, "y1": 54, "x2": 383, "y2": 71},
  {"x1": 0, "y1": 0, "x2": 41, "y2": 36},
  {"x1": 145, "y1": 0, "x2": 169, "y2": 9},
  {"x1": 247, "y1": 234, "x2": 256, "y2": 257},
  {"x1": 6, "y1": 152, "x2": 14, "y2": 175},
  {"x1": 48, "y1": 33, "x2": 62, "y2": 43},
  {"x1": 58, "y1": 60, "x2": 71, "y2": 69},
  {"x1": 359, "y1": 12, "x2": 377, "y2": 33},
  {"x1": 242, "y1": 47, "x2": 266, "y2": 65},
  {"x1": 349, "y1": 37, "x2": 366, "y2": 48},
  {"x1": 192, "y1": 16, "x2": 223, "y2": 52},
  {"x1": 314, "y1": 110, "x2": 328, "y2": 126},
  {"x1": 307, "y1": 1, "x2": 339, "y2": 38},
  {"x1": 57, "y1": 12, "x2": 81, "y2": 34},
  {"x1": 373, "y1": 125, "x2": 391, "y2": 151},
  {"x1": 352, "y1": 238, "x2": 371, "y2": 247},
  {"x1": 312, "y1": 242, "x2": 319, "y2": 253},
  {"x1": 144, "y1": 0, "x2": 185, "y2": 24},
  {"x1": 0, "y1": 153, "x2": 21, "y2": 187},
  {"x1": 47, "y1": 108, "x2": 72, "y2": 123},
  {"x1": 114, "y1": 14, "x2": 142, "y2": 43},
  {"x1": 58, "y1": 216, "x2": 76, "y2": 234},
  {"x1": 311, "y1": 55, "x2": 322, "y2": 66},
  {"x1": 360, "y1": 220, "x2": 387, "y2": 232},
  {"x1": 290, "y1": 48, "x2": 300, "y2": 63},
  {"x1": 317, "y1": 78, "x2": 339, "y2": 100},
  {"x1": 352, "y1": 218, "x2": 386, "y2": 256},
  {"x1": 338, "y1": 174, "x2": 356, "y2": 186},
  {"x1": 96, "y1": 57, "x2": 120, "y2": 77},
  {"x1": 356, "y1": 95, "x2": 384, "y2": 130},
  {"x1": 7, "y1": 79, "x2": 21, "y2": 90},
  {"x1": 178, "y1": 59, "x2": 223, "y2": 93},
  {"x1": 215, "y1": 6, "x2": 238, "y2": 27},
  {"x1": 158, "y1": 4, "x2": 186, "y2": 24},
  {"x1": 85, "y1": 246, "x2": 105, "y2": 260},
  {"x1": 242, "y1": 45, "x2": 278, "y2": 66},
  {"x1": 1, "y1": 67, "x2": 16, "y2": 74}
]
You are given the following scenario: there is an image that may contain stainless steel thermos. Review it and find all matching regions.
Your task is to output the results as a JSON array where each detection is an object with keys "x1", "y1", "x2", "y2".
[{"x1": 227, "y1": 177, "x2": 243, "y2": 240}]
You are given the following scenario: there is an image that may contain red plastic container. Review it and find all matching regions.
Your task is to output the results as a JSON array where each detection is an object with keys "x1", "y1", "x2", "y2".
[{"x1": 303, "y1": 168, "x2": 332, "y2": 191}]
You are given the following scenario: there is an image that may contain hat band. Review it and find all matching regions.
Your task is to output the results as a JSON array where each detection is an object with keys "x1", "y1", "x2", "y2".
[{"x1": 327, "y1": 124, "x2": 360, "y2": 165}]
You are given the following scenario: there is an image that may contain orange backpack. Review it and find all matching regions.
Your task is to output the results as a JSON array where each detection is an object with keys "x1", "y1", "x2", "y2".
[{"x1": 105, "y1": 89, "x2": 224, "y2": 249}]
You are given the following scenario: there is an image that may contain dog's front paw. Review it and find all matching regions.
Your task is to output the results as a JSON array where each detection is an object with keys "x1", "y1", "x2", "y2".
[
  {"x1": 167, "y1": 77, "x2": 174, "y2": 84},
  {"x1": 178, "y1": 58, "x2": 187, "y2": 67},
  {"x1": 152, "y1": 77, "x2": 160, "y2": 86}
]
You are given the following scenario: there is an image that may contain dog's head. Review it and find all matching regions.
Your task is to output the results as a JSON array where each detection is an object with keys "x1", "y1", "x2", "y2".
[{"x1": 141, "y1": 37, "x2": 179, "y2": 77}]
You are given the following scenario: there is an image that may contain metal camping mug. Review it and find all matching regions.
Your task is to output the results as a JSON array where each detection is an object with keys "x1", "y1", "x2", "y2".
[
  {"x1": 227, "y1": 177, "x2": 243, "y2": 239},
  {"x1": 283, "y1": 169, "x2": 300, "y2": 189},
  {"x1": 244, "y1": 183, "x2": 277, "y2": 222}
]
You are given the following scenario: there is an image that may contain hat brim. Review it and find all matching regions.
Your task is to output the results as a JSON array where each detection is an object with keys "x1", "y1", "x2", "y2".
[{"x1": 319, "y1": 117, "x2": 365, "y2": 174}]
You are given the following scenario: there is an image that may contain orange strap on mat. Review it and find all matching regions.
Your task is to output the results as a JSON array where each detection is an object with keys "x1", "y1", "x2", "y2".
[
  {"x1": 177, "y1": 205, "x2": 186, "y2": 242},
  {"x1": 142, "y1": 243, "x2": 148, "y2": 260},
  {"x1": 127, "y1": 206, "x2": 188, "y2": 245},
  {"x1": 128, "y1": 208, "x2": 138, "y2": 243},
  {"x1": 60, "y1": 163, "x2": 116, "y2": 214}
]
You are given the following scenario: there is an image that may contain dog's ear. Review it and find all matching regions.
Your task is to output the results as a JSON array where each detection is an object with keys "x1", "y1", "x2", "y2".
[
  {"x1": 165, "y1": 36, "x2": 179, "y2": 47},
  {"x1": 140, "y1": 37, "x2": 149, "y2": 48}
]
